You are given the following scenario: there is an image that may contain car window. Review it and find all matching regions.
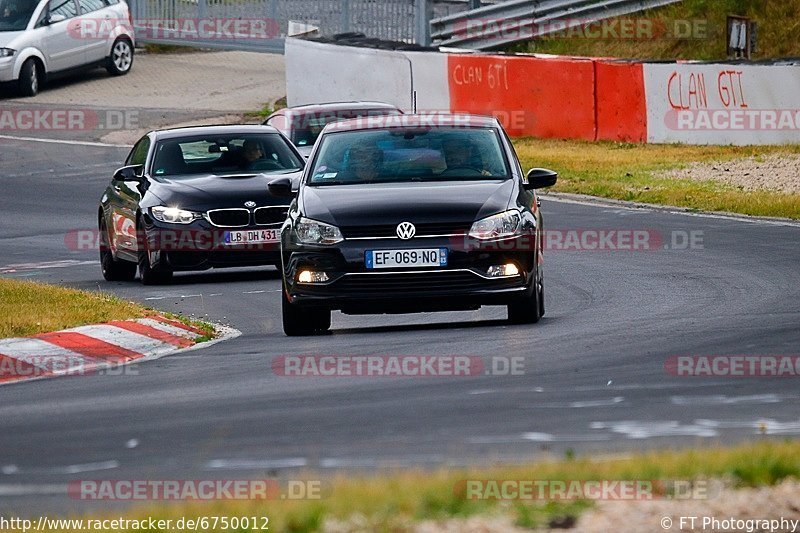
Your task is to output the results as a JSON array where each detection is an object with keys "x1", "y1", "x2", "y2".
[
  {"x1": 78, "y1": 0, "x2": 107, "y2": 14},
  {"x1": 47, "y1": 0, "x2": 77, "y2": 19},
  {"x1": 308, "y1": 127, "x2": 510, "y2": 185},
  {"x1": 126, "y1": 136, "x2": 150, "y2": 167},
  {"x1": 0, "y1": 0, "x2": 40, "y2": 31},
  {"x1": 151, "y1": 133, "x2": 303, "y2": 177},
  {"x1": 291, "y1": 108, "x2": 401, "y2": 147}
]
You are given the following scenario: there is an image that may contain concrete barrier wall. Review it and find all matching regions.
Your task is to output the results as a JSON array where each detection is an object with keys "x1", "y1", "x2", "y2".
[
  {"x1": 643, "y1": 63, "x2": 800, "y2": 145},
  {"x1": 286, "y1": 37, "x2": 800, "y2": 145}
]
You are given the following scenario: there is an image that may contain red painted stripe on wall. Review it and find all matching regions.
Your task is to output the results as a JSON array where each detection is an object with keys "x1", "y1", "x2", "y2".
[
  {"x1": 447, "y1": 54, "x2": 597, "y2": 140},
  {"x1": 595, "y1": 61, "x2": 647, "y2": 142}
]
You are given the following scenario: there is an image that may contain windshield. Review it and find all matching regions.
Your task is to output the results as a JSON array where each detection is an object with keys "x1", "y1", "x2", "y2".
[
  {"x1": 0, "y1": 0, "x2": 38, "y2": 31},
  {"x1": 152, "y1": 133, "x2": 304, "y2": 178},
  {"x1": 290, "y1": 109, "x2": 401, "y2": 148},
  {"x1": 308, "y1": 127, "x2": 511, "y2": 185}
]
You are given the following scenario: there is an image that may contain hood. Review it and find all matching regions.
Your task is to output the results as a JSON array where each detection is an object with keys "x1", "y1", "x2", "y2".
[
  {"x1": 297, "y1": 146, "x2": 313, "y2": 159},
  {"x1": 300, "y1": 179, "x2": 515, "y2": 227},
  {"x1": 146, "y1": 171, "x2": 301, "y2": 210},
  {"x1": 0, "y1": 31, "x2": 25, "y2": 48}
]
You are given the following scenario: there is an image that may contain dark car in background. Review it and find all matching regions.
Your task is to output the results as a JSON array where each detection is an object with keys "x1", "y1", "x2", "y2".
[
  {"x1": 98, "y1": 125, "x2": 304, "y2": 284},
  {"x1": 271, "y1": 114, "x2": 558, "y2": 336},
  {"x1": 264, "y1": 101, "x2": 402, "y2": 158}
]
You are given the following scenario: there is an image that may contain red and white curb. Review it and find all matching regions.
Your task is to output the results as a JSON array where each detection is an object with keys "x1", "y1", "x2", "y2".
[{"x1": 0, "y1": 316, "x2": 240, "y2": 386}]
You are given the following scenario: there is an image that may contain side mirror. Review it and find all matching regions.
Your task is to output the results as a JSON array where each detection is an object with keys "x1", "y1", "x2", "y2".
[
  {"x1": 524, "y1": 168, "x2": 558, "y2": 190},
  {"x1": 268, "y1": 176, "x2": 294, "y2": 198},
  {"x1": 46, "y1": 13, "x2": 66, "y2": 24},
  {"x1": 113, "y1": 164, "x2": 144, "y2": 182}
]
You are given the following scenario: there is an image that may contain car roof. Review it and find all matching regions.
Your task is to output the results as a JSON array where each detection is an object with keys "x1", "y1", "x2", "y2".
[
  {"x1": 276, "y1": 101, "x2": 401, "y2": 115},
  {"x1": 151, "y1": 124, "x2": 280, "y2": 140},
  {"x1": 320, "y1": 113, "x2": 500, "y2": 133}
]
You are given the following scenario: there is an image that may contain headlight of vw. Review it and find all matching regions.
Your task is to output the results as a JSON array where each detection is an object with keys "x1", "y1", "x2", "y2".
[
  {"x1": 295, "y1": 217, "x2": 343, "y2": 245},
  {"x1": 0, "y1": 49, "x2": 15, "y2": 58},
  {"x1": 469, "y1": 210, "x2": 522, "y2": 240},
  {"x1": 151, "y1": 206, "x2": 201, "y2": 224}
]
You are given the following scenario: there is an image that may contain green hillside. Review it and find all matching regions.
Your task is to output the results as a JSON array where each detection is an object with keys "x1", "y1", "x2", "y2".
[{"x1": 509, "y1": 0, "x2": 800, "y2": 60}]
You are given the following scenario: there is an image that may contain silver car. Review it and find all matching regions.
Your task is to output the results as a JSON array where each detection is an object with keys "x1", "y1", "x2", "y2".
[{"x1": 0, "y1": 0, "x2": 134, "y2": 96}]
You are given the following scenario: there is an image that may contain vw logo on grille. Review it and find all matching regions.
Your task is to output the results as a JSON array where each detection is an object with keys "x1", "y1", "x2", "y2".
[
  {"x1": 396, "y1": 221, "x2": 416, "y2": 240},
  {"x1": 244, "y1": 201, "x2": 256, "y2": 208}
]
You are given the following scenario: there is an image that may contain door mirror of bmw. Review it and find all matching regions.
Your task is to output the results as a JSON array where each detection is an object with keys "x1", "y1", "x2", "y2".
[
  {"x1": 268, "y1": 177, "x2": 294, "y2": 198},
  {"x1": 524, "y1": 168, "x2": 558, "y2": 190},
  {"x1": 113, "y1": 165, "x2": 144, "y2": 183}
]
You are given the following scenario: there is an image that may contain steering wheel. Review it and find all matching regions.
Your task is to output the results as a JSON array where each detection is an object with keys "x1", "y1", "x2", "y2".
[{"x1": 440, "y1": 166, "x2": 482, "y2": 177}]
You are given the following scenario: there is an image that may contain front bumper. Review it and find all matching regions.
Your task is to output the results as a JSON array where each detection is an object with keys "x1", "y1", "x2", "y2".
[
  {"x1": 282, "y1": 233, "x2": 538, "y2": 313},
  {"x1": 142, "y1": 219, "x2": 281, "y2": 271},
  {"x1": 0, "y1": 57, "x2": 15, "y2": 83}
]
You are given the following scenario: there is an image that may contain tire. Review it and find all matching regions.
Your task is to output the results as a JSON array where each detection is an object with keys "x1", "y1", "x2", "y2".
[
  {"x1": 282, "y1": 286, "x2": 330, "y2": 336},
  {"x1": 106, "y1": 38, "x2": 134, "y2": 76},
  {"x1": 99, "y1": 216, "x2": 137, "y2": 281},
  {"x1": 137, "y1": 220, "x2": 172, "y2": 285},
  {"x1": 17, "y1": 58, "x2": 41, "y2": 97},
  {"x1": 508, "y1": 270, "x2": 542, "y2": 325}
]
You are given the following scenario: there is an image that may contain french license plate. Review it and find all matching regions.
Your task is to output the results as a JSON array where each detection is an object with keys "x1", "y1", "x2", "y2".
[
  {"x1": 365, "y1": 248, "x2": 448, "y2": 269},
  {"x1": 224, "y1": 229, "x2": 279, "y2": 244}
]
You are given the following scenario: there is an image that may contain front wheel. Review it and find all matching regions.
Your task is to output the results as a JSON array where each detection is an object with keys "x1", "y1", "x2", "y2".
[
  {"x1": 106, "y1": 38, "x2": 134, "y2": 76},
  {"x1": 282, "y1": 287, "x2": 330, "y2": 336},
  {"x1": 99, "y1": 216, "x2": 137, "y2": 281},
  {"x1": 17, "y1": 58, "x2": 41, "y2": 97},
  {"x1": 137, "y1": 222, "x2": 173, "y2": 285},
  {"x1": 508, "y1": 271, "x2": 543, "y2": 324}
]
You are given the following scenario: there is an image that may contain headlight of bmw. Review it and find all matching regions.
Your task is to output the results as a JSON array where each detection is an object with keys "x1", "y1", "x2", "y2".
[
  {"x1": 0, "y1": 48, "x2": 15, "y2": 58},
  {"x1": 295, "y1": 217, "x2": 344, "y2": 245},
  {"x1": 469, "y1": 210, "x2": 522, "y2": 240},
  {"x1": 150, "y1": 206, "x2": 201, "y2": 224}
]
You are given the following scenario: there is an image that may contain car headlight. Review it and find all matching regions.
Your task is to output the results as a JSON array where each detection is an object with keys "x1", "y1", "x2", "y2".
[
  {"x1": 469, "y1": 210, "x2": 522, "y2": 240},
  {"x1": 0, "y1": 48, "x2": 15, "y2": 58},
  {"x1": 295, "y1": 217, "x2": 343, "y2": 245},
  {"x1": 150, "y1": 206, "x2": 201, "y2": 224}
]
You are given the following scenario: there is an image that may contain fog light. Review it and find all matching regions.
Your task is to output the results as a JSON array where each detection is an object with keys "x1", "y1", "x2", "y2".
[
  {"x1": 486, "y1": 263, "x2": 520, "y2": 277},
  {"x1": 297, "y1": 270, "x2": 330, "y2": 283}
]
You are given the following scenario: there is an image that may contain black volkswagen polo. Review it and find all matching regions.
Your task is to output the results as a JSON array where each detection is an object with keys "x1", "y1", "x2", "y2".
[
  {"x1": 271, "y1": 114, "x2": 558, "y2": 336},
  {"x1": 98, "y1": 125, "x2": 304, "y2": 284}
]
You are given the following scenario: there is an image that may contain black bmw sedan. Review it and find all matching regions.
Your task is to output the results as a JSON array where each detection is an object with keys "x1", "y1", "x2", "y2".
[
  {"x1": 98, "y1": 125, "x2": 304, "y2": 284},
  {"x1": 271, "y1": 114, "x2": 558, "y2": 336}
]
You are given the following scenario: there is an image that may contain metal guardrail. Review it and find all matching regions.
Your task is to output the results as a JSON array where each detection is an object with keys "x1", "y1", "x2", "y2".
[
  {"x1": 127, "y1": 0, "x2": 475, "y2": 51},
  {"x1": 430, "y1": 0, "x2": 682, "y2": 50}
]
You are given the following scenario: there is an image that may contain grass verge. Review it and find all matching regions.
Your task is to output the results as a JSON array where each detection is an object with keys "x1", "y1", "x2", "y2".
[
  {"x1": 29, "y1": 440, "x2": 800, "y2": 532},
  {"x1": 513, "y1": 138, "x2": 800, "y2": 219},
  {"x1": 0, "y1": 278, "x2": 214, "y2": 339}
]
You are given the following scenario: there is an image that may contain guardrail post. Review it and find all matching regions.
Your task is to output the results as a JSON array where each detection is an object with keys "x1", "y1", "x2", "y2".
[
  {"x1": 197, "y1": 0, "x2": 207, "y2": 21},
  {"x1": 416, "y1": 0, "x2": 431, "y2": 46}
]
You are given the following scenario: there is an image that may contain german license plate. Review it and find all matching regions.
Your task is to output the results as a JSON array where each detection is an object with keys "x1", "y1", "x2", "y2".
[
  {"x1": 224, "y1": 229, "x2": 279, "y2": 244},
  {"x1": 365, "y1": 248, "x2": 448, "y2": 269}
]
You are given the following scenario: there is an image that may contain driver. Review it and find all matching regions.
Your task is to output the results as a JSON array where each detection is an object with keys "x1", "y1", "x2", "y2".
[
  {"x1": 441, "y1": 139, "x2": 491, "y2": 176},
  {"x1": 238, "y1": 139, "x2": 264, "y2": 169},
  {"x1": 345, "y1": 144, "x2": 382, "y2": 182}
]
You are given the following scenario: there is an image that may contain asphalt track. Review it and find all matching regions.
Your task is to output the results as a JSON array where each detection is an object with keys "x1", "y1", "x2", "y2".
[{"x1": 1, "y1": 138, "x2": 799, "y2": 515}]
